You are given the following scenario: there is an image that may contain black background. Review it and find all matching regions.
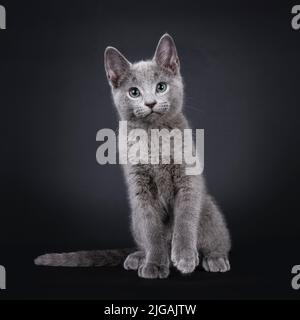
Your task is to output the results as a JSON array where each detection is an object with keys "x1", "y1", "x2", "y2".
[{"x1": 0, "y1": 0, "x2": 299, "y2": 299}]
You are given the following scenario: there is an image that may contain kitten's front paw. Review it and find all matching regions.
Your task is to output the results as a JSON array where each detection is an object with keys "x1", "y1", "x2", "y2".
[
  {"x1": 124, "y1": 251, "x2": 145, "y2": 271},
  {"x1": 138, "y1": 262, "x2": 169, "y2": 279},
  {"x1": 171, "y1": 247, "x2": 199, "y2": 274},
  {"x1": 202, "y1": 256, "x2": 230, "y2": 273}
]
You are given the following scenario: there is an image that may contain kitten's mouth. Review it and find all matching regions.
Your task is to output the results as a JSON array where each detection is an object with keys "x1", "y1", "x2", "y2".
[
  {"x1": 138, "y1": 109, "x2": 163, "y2": 119},
  {"x1": 146, "y1": 110, "x2": 162, "y2": 117}
]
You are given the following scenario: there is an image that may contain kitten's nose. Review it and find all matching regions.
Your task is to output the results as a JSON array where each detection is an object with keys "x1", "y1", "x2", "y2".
[{"x1": 145, "y1": 101, "x2": 157, "y2": 109}]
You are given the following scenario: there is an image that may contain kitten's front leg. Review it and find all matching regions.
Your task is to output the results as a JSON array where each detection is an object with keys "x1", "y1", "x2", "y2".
[
  {"x1": 171, "y1": 177, "x2": 202, "y2": 274},
  {"x1": 133, "y1": 204, "x2": 170, "y2": 279},
  {"x1": 128, "y1": 170, "x2": 170, "y2": 279}
]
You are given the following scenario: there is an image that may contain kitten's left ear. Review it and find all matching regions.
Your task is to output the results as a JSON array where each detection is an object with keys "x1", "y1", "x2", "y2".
[{"x1": 154, "y1": 34, "x2": 180, "y2": 74}]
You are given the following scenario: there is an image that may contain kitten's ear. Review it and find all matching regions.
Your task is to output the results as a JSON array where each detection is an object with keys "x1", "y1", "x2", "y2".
[
  {"x1": 154, "y1": 34, "x2": 180, "y2": 74},
  {"x1": 104, "y1": 47, "x2": 131, "y2": 88}
]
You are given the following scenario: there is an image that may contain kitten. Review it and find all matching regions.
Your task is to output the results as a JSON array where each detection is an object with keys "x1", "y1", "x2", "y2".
[{"x1": 35, "y1": 34, "x2": 231, "y2": 278}]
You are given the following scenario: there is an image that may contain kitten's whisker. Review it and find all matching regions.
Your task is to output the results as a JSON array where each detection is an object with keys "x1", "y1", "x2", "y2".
[{"x1": 184, "y1": 105, "x2": 204, "y2": 113}]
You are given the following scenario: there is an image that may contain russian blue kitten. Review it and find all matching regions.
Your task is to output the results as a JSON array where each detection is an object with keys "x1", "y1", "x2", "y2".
[{"x1": 35, "y1": 34, "x2": 231, "y2": 278}]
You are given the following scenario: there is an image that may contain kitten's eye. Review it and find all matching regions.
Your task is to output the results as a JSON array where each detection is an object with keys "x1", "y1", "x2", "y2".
[
  {"x1": 129, "y1": 87, "x2": 141, "y2": 98},
  {"x1": 156, "y1": 82, "x2": 168, "y2": 93}
]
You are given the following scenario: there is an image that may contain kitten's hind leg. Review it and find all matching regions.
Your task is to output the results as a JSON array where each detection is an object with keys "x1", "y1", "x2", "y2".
[
  {"x1": 124, "y1": 251, "x2": 145, "y2": 271},
  {"x1": 198, "y1": 195, "x2": 231, "y2": 273}
]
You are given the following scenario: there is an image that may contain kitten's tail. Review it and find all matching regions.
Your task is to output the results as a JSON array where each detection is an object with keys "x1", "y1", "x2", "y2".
[{"x1": 34, "y1": 248, "x2": 135, "y2": 267}]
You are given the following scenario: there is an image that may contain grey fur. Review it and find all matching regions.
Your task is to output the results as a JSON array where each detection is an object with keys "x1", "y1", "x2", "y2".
[
  {"x1": 35, "y1": 34, "x2": 231, "y2": 278},
  {"x1": 34, "y1": 248, "x2": 134, "y2": 267}
]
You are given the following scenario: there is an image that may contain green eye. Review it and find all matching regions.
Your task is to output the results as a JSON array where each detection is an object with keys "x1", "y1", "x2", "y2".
[
  {"x1": 129, "y1": 87, "x2": 140, "y2": 98},
  {"x1": 156, "y1": 82, "x2": 168, "y2": 93}
]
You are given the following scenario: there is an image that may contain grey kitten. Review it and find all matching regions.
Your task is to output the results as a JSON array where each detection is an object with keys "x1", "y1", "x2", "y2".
[{"x1": 35, "y1": 34, "x2": 231, "y2": 278}]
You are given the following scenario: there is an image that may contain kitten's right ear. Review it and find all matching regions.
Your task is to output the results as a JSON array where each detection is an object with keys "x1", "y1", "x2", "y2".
[{"x1": 104, "y1": 47, "x2": 131, "y2": 88}]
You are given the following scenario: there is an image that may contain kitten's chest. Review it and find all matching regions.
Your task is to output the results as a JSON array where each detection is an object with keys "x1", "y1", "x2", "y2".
[
  {"x1": 151, "y1": 165, "x2": 177, "y2": 213},
  {"x1": 126, "y1": 126, "x2": 182, "y2": 165}
]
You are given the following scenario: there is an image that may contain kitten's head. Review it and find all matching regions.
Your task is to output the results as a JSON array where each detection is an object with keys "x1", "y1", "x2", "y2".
[{"x1": 104, "y1": 34, "x2": 183, "y2": 122}]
